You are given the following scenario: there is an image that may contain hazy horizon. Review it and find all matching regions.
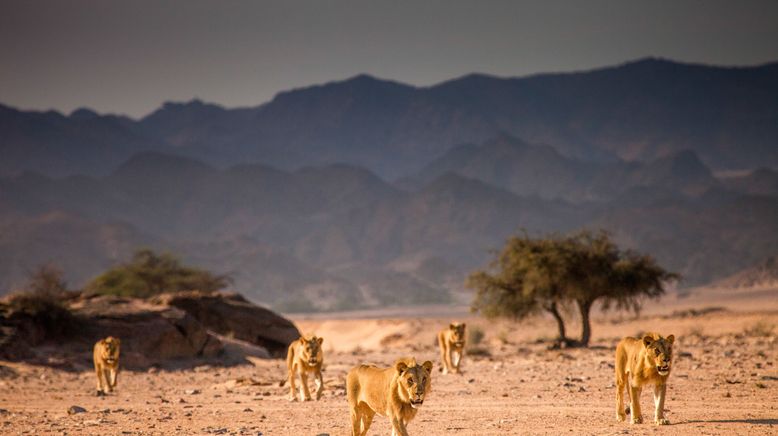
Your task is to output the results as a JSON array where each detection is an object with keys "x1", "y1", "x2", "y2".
[{"x1": 2, "y1": 0, "x2": 777, "y2": 117}]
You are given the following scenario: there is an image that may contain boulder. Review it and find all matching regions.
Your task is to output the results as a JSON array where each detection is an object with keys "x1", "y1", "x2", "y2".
[
  {"x1": 70, "y1": 295, "x2": 223, "y2": 367},
  {"x1": 152, "y1": 291, "x2": 300, "y2": 357}
]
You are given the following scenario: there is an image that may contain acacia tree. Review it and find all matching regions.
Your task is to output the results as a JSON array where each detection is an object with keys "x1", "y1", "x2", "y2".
[
  {"x1": 86, "y1": 249, "x2": 231, "y2": 298},
  {"x1": 469, "y1": 231, "x2": 678, "y2": 347},
  {"x1": 469, "y1": 235, "x2": 574, "y2": 345}
]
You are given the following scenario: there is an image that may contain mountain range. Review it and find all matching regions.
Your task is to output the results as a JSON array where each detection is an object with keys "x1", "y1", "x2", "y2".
[
  {"x1": 1, "y1": 58, "x2": 777, "y2": 311},
  {"x1": 2, "y1": 58, "x2": 777, "y2": 179}
]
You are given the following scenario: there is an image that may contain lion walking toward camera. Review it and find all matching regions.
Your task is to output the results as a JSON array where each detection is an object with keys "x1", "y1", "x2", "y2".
[
  {"x1": 615, "y1": 332, "x2": 675, "y2": 425},
  {"x1": 438, "y1": 322, "x2": 466, "y2": 374},
  {"x1": 93, "y1": 336, "x2": 120, "y2": 396},
  {"x1": 347, "y1": 357, "x2": 433, "y2": 436},
  {"x1": 286, "y1": 335, "x2": 324, "y2": 401}
]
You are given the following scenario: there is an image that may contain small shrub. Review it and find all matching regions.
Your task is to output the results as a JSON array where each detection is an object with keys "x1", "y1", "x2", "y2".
[
  {"x1": 7, "y1": 291, "x2": 76, "y2": 339},
  {"x1": 744, "y1": 321, "x2": 775, "y2": 337},
  {"x1": 86, "y1": 249, "x2": 231, "y2": 298},
  {"x1": 467, "y1": 346, "x2": 491, "y2": 357},
  {"x1": 468, "y1": 326, "x2": 485, "y2": 346}
]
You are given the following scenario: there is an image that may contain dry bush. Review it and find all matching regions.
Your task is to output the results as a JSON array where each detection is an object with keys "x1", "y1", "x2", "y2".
[
  {"x1": 468, "y1": 326, "x2": 485, "y2": 346},
  {"x1": 743, "y1": 321, "x2": 775, "y2": 337}
]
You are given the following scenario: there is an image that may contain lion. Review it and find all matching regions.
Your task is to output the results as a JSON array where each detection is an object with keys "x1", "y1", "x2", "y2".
[
  {"x1": 615, "y1": 332, "x2": 675, "y2": 425},
  {"x1": 346, "y1": 357, "x2": 433, "y2": 436},
  {"x1": 286, "y1": 335, "x2": 324, "y2": 401},
  {"x1": 93, "y1": 336, "x2": 120, "y2": 396},
  {"x1": 437, "y1": 322, "x2": 466, "y2": 374}
]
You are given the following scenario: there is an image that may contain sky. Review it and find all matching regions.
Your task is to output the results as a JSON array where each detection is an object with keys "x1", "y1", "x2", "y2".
[{"x1": 1, "y1": 0, "x2": 777, "y2": 118}]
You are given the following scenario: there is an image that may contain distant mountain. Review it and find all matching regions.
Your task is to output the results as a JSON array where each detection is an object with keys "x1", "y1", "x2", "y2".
[
  {"x1": 0, "y1": 104, "x2": 160, "y2": 177},
  {"x1": 2, "y1": 151, "x2": 776, "y2": 310},
  {"x1": 2, "y1": 58, "x2": 777, "y2": 179},
  {"x1": 2, "y1": 58, "x2": 778, "y2": 310},
  {"x1": 2, "y1": 154, "x2": 573, "y2": 309},
  {"x1": 712, "y1": 256, "x2": 778, "y2": 289},
  {"x1": 722, "y1": 168, "x2": 778, "y2": 197},
  {"x1": 401, "y1": 134, "x2": 718, "y2": 202}
]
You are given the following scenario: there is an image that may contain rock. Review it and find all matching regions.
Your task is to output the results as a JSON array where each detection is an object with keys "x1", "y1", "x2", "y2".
[
  {"x1": 71, "y1": 295, "x2": 223, "y2": 367},
  {"x1": 152, "y1": 291, "x2": 300, "y2": 357},
  {"x1": 67, "y1": 406, "x2": 86, "y2": 415},
  {"x1": 184, "y1": 389, "x2": 201, "y2": 395}
]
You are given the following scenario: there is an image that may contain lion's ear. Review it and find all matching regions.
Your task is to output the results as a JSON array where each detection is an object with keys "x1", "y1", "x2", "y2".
[
  {"x1": 396, "y1": 361, "x2": 408, "y2": 374},
  {"x1": 317, "y1": 337, "x2": 324, "y2": 345},
  {"x1": 666, "y1": 334, "x2": 675, "y2": 344},
  {"x1": 422, "y1": 361, "x2": 433, "y2": 373},
  {"x1": 461, "y1": 323, "x2": 466, "y2": 329},
  {"x1": 449, "y1": 323, "x2": 457, "y2": 330},
  {"x1": 642, "y1": 335, "x2": 654, "y2": 348},
  {"x1": 114, "y1": 338, "x2": 121, "y2": 345},
  {"x1": 298, "y1": 337, "x2": 306, "y2": 345}
]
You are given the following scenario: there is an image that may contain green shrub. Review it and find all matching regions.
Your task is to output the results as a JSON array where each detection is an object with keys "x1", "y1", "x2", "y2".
[{"x1": 86, "y1": 249, "x2": 231, "y2": 298}]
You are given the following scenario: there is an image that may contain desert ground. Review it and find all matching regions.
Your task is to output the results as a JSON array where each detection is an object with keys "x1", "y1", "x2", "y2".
[{"x1": 1, "y1": 290, "x2": 777, "y2": 435}]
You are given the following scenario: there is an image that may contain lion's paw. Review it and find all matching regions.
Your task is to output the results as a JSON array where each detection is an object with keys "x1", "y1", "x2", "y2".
[
  {"x1": 631, "y1": 416, "x2": 643, "y2": 424},
  {"x1": 617, "y1": 413, "x2": 626, "y2": 422},
  {"x1": 655, "y1": 418, "x2": 670, "y2": 426}
]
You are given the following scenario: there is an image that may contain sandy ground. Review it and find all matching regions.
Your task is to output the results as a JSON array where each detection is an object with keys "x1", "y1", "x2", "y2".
[{"x1": 1, "y1": 293, "x2": 777, "y2": 435}]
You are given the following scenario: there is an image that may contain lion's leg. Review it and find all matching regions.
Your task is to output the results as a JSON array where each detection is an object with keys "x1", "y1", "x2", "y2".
[
  {"x1": 104, "y1": 369, "x2": 113, "y2": 392},
  {"x1": 109, "y1": 368, "x2": 118, "y2": 389},
  {"x1": 452, "y1": 349, "x2": 461, "y2": 373},
  {"x1": 350, "y1": 405, "x2": 362, "y2": 436},
  {"x1": 616, "y1": 381, "x2": 626, "y2": 422},
  {"x1": 615, "y1": 367, "x2": 626, "y2": 422},
  {"x1": 360, "y1": 407, "x2": 375, "y2": 436},
  {"x1": 629, "y1": 384, "x2": 643, "y2": 424},
  {"x1": 288, "y1": 365, "x2": 298, "y2": 402},
  {"x1": 299, "y1": 370, "x2": 312, "y2": 401},
  {"x1": 314, "y1": 369, "x2": 324, "y2": 400},
  {"x1": 95, "y1": 365, "x2": 105, "y2": 396},
  {"x1": 447, "y1": 345, "x2": 455, "y2": 374},
  {"x1": 391, "y1": 417, "x2": 409, "y2": 436},
  {"x1": 653, "y1": 383, "x2": 669, "y2": 425},
  {"x1": 438, "y1": 334, "x2": 449, "y2": 374}
]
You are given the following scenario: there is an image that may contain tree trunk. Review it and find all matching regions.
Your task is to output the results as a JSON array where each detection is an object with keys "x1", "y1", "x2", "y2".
[
  {"x1": 544, "y1": 302, "x2": 568, "y2": 345},
  {"x1": 577, "y1": 299, "x2": 594, "y2": 347}
]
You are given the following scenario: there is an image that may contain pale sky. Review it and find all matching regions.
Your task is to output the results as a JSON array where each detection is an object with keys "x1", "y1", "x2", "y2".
[{"x1": 1, "y1": 0, "x2": 777, "y2": 118}]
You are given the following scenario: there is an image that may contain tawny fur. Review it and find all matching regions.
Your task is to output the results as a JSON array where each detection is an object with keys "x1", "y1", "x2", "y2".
[
  {"x1": 346, "y1": 357, "x2": 433, "y2": 436},
  {"x1": 93, "y1": 336, "x2": 120, "y2": 396},
  {"x1": 286, "y1": 335, "x2": 324, "y2": 401},
  {"x1": 437, "y1": 322, "x2": 466, "y2": 374},
  {"x1": 615, "y1": 332, "x2": 675, "y2": 425}
]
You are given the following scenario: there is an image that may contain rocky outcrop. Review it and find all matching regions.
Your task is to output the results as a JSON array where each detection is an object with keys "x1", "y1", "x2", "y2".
[
  {"x1": 0, "y1": 294, "x2": 223, "y2": 368},
  {"x1": 0, "y1": 290, "x2": 298, "y2": 367},
  {"x1": 70, "y1": 295, "x2": 223, "y2": 367},
  {"x1": 152, "y1": 291, "x2": 300, "y2": 357}
]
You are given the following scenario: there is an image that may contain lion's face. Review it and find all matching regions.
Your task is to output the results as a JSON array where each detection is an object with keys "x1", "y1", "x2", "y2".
[
  {"x1": 449, "y1": 323, "x2": 466, "y2": 347},
  {"x1": 643, "y1": 334, "x2": 674, "y2": 376},
  {"x1": 102, "y1": 336, "x2": 120, "y2": 363},
  {"x1": 300, "y1": 336, "x2": 323, "y2": 366},
  {"x1": 396, "y1": 360, "x2": 433, "y2": 409}
]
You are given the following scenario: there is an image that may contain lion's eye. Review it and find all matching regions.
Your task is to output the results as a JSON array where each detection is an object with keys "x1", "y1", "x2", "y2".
[
  {"x1": 654, "y1": 349, "x2": 660, "y2": 356},
  {"x1": 407, "y1": 378, "x2": 414, "y2": 385}
]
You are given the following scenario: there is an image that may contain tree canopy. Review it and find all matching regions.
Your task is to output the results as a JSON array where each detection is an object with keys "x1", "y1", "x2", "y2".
[
  {"x1": 468, "y1": 231, "x2": 678, "y2": 347},
  {"x1": 86, "y1": 249, "x2": 231, "y2": 298}
]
